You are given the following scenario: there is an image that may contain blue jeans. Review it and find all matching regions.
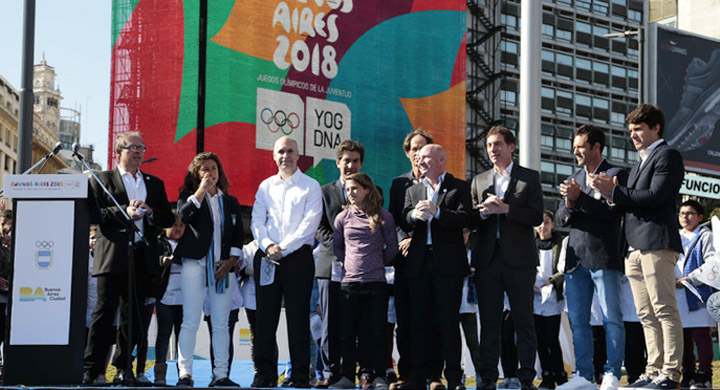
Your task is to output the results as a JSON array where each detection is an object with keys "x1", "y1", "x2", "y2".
[{"x1": 565, "y1": 264, "x2": 625, "y2": 379}]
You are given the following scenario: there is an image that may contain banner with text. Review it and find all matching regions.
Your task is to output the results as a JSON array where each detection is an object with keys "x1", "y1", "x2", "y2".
[
  {"x1": 109, "y1": 0, "x2": 467, "y2": 204},
  {"x1": 10, "y1": 201, "x2": 75, "y2": 345}
]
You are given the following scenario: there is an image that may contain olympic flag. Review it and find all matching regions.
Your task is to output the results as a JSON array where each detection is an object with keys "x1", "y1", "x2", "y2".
[{"x1": 109, "y1": 0, "x2": 467, "y2": 204}]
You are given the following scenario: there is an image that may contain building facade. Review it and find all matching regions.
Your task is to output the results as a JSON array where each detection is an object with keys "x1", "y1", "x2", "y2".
[{"x1": 469, "y1": 0, "x2": 644, "y2": 211}]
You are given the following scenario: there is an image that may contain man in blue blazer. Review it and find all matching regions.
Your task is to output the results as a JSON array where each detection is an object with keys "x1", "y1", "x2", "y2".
[
  {"x1": 591, "y1": 104, "x2": 684, "y2": 389},
  {"x1": 555, "y1": 125, "x2": 628, "y2": 390}
]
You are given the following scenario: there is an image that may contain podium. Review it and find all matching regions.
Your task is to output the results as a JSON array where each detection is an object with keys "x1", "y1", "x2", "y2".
[{"x1": 2, "y1": 174, "x2": 92, "y2": 385}]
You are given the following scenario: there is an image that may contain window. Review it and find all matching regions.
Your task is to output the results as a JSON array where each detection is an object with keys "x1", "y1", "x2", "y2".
[
  {"x1": 576, "y1": 0, "x2": 591, "y2": 11},
  {"x1": 501, "y1": 13, "x2": 518, "y2": 29},
  {"x1": 557, "y1": 163, "x2": 574, "y2": 176},
  {"x1": 542, "y1": 23, "x2": 555, "y2": 39},
  {"x1": 576, "y1": 58, "x2": 592, "y2": 83},
  {"x1": 576, "y1": 21, "x2": 592, "y2": 34},
  {"x1": 593, "y1": 61, "x2": 609, "y2": 86},
  {"x1": 611, "y1": 65, "x2": 627, "y2": 90},
  {"x1": 576, "y1": 21, "x2": 592, "y2": 47},
  {"x1": 557, "y1": 90, "x2": 573, "y2": 116},
  {"x1": 501, "y1": 89, "x2": 517, "y2": 105},
  {"x1": 628, "y1": 9, "x2": 641, "y2": 22},
  {"x1": 542, "y1": 50, "x2": 555, "y2": 76},
  {"x1": 542, "y1": 87, "x2": 555, "y2": 114},
  {"x1": 593, "y1": 0, "x2": 609, "y2": 15},
  {"x1": 612, "y1": 0, "x2": 627, "y2": 4},
  {"x1": 593, "y1": 97, "x2": 610, "y2": 122},
  {"x1": 556, "y1": 53, "x2": 573, "y2": 79},
  {"x1": 611, "y1": 138, "x2": 626, "y2": 161},
  {"x1": 557, "y1": 0, "x2": 572, "y2": 6},
  {"x1": 611, "y1": 111, "x2": 625, "y2": 125},
  {"x1": 576, "y1": 94, "x2": 592, "y2": 119},
  {"x1": 593, "y1": 25, "x2": 610, "y2": 51},
  {"x1": 501, "y1": 40, "x2": 519, "y2": 68},
  {"x1": 541, "y1": 161, "x2": 555, "y2": 173},
  {"x1": 556, "y1": 127, "x2": 573, "y2": 152},
  {"x1": 557, "y1": 26, "x2": 572, "y2": 42}
]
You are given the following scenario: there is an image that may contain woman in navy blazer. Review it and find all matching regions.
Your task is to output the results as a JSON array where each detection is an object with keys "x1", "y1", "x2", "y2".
[{"x1": 174, "y1": 153, "x2": 243, "y2": 387}]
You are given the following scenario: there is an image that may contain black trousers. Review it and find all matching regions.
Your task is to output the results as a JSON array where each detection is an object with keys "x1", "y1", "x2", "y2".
[
  {"x1": 476, "y1": 246, "x2": 537, "y2": 385},
  {"x1": 534, "y1": 314, "x2": 564, "y2": 375},
  {"x1": 317, "y1": 278, "x2": 342, "y2": 380},
  {"x1": 395, "y1": 271, "x2": 445, "y2": 382},
  {"x1": 407, "y1": 250, "x2": 464, "y2": 387},
  {"x1": 339, "y1": 282, "x2": 388, "y2": 380},
  {"x1": 624, "y1": 321, "x2": 647, "y2": 383},
  {"x1": 254, "y1": 246, "x2": 314, "y2": 383},
  {"x1": 500, "y1": 310, "x2": 519, "y2": 378},
  {"x1": 155, "y1": 302, "x2": 182, "y2": 365},
  {"x1": 84, "y1": 247, "x2": 150, "y2": 376}
]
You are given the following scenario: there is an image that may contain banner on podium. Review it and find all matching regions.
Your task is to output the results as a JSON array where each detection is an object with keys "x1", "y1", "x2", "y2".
[
  {"x1": 9, "y1": 201, "x2": 75, "y2": 345},
  {"x1": 3, "y1": 174, "x2": 88, "y2": 198}
]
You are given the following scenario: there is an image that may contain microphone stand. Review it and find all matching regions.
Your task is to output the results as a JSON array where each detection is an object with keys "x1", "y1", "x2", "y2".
[
  {"x1": 0, "y1": 147, "x2": 62, "y2": 197},
  {"x1": 74, "y1": 151, "x2": 148, "y2": 386}
]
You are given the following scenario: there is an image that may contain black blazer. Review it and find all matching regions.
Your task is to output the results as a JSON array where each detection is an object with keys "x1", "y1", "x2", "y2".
[
  {"x1": 613, "y1": 142, "x2": 684, "y2": 253},
  {"x1": 175, "y1": 189, "x2": 244, "y2": 261},
  {"x1": 91, "y1": 168, "x2": 174, "y2": 276},
  {"x1": 399, "y1": 173, "x2": 471, "y2": 278},
  {"x1": 556, "y1": 160, "x2": 628, "y2": 271},
  {"x1": 315, "y1": 179, "x2": 346, "y2": 278},
  {"x1": 469, "y1": 163, "x2": 544, "y2": 269}
]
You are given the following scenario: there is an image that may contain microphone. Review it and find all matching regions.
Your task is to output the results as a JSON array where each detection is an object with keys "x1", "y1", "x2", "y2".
[
  {"x1": 72, "y1": 143, "x2": 85, "y2": 161},
  {"x1": 142, "y1": 157, "x2": 157, "y2": 164},
  {"x1": 50, "y1": 142, "x2": 63, "y2": 156}
]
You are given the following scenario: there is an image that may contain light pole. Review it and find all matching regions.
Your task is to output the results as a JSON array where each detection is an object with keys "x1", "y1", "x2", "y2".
[{"x1": 604, "y1": 29, "x2": 643, "y2": 104}]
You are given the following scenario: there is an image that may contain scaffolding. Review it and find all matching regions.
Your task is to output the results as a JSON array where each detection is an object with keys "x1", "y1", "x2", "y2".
[
  {"x1": 108, "y1": 0, "x2": 143, "y2": 167},
  {"x1": 466, "y1": 0, "x2": 504, "y2": 176}
]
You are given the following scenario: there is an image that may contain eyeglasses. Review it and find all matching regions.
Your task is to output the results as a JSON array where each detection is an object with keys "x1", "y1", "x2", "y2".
[
  {"x1": 679, "y1": 211, "x2": 698, "y2": 217},
  {"x1": 121, "y1": 145, "x2": 146, "y2": 152}
]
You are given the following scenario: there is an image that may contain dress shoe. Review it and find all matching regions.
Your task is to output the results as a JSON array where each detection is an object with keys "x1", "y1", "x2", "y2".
[
  {"x1": 251, "y1": 375, "x2": 278, "y2": 388},
  {"x1": 81, "y1": 371, "x2": 106, "y2": 386},
  {"x1": 113, "y1": 369, "x2": 135, "y2": 385},
  {"x1": 393, "y1": 381, "x2": 423, "y2": 390},
  {"x1": 177, "y1": 376, "x2": 194, "y2": 387},
  {"x1": 210, "y1": 377, "x2": 240, "y2": 387},
  {"x1": 316, "y1": 377, "x2": 336, "y2": 388},
  {"x1": 282, "y1": 379, "x2": 312, "y2": 388},
  {"x1": 430, "y1": 380, "x2": 447, "y2": 390}
]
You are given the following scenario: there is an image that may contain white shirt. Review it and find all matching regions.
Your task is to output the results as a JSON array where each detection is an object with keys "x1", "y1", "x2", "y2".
[
  {"x1": 494, "y1": 161, "x2": 513, "y2": 199},
  {"x1": 251, "y1": 168, "x2": 323, "y2": 257},
  {"x1": 421, "y1": 172, "x2": 446, "y2": 244},
  {"x1": 639, "y1": 138, "x2": 664, "y2": 167},
  {"x1": 118, "y1": 166, "x2": 147, "y2": 242},
  {"x1": 188, "y1": 188, "x2": 243, "y2": 261}
]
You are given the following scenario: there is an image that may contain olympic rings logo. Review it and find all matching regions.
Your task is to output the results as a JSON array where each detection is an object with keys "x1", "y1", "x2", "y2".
[
  {"x1": 35, "y1": 241, "x2": 55, "y2": 249},
  {"x1": 260, "y1": 108, "x2": 300, "y2": 135}
]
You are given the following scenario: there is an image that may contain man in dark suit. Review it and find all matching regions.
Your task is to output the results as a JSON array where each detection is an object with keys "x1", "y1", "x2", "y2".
[
  {"x1": 555, "y1": 125, "x2": 628, "y2": 390},
  {"x1": 315, "y1": 139, "x2": 365, "y2": 387},
  {"x1": 388, "y1": 130, "x2": 445, "y2": 390},
  {"x1": 470, "y1": 126, "x2": 543, "y2": 390},
  {"x1": 590, "y1": 104, "x2": 684, "y2": 389},
  {"x1": 83, "y1": 131, "x2": 174, "y2": 385},
  {"x1": 399, "y1": 144, "x2": 471, "y2": 390}
]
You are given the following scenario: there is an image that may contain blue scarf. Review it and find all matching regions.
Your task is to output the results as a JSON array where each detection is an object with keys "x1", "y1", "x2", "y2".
[
  {"x1": 207, "y1": 193, "x2": 229, "y2": 294},
  {"x1": 683, "y1": 226, "x2": 714, "y2": 311}
]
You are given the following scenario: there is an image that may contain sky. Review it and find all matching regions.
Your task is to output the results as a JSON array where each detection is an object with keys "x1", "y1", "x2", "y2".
[{"x1": 0, "y1": 1, "x2": 112, "y2": 169}]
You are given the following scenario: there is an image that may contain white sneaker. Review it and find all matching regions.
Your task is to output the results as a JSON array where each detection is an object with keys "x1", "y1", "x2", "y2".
[
  {"x1": 498, "y1": 377, "x2": 522, "y2": 389},
  {"x1": 599, "y1": 373, "x2": 619, "y2": 390},
  {"x1": 556, "y1": 375, "x2": 597, "y2": 390}
]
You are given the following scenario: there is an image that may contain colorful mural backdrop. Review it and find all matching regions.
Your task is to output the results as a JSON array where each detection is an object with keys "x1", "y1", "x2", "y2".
[{"x1": 110, "y1": 0, "x2": 467, "y2": 204}]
